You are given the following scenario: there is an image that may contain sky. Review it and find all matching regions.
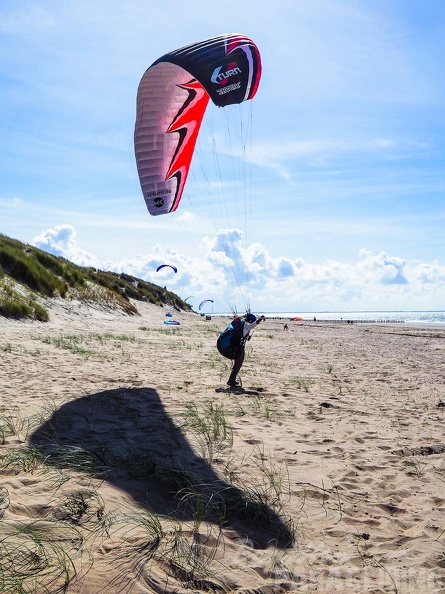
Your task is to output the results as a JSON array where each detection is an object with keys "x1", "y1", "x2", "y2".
[{"x1": 1, "y1": 0, "x2": 445, "y2": 314}]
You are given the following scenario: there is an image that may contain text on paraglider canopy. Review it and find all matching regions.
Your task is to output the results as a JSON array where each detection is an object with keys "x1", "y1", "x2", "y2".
[
  {"x1": 211, "y1": 65, "x2": 242, "y2": 84},
  {"x1": 146, "y1": 189, "x2": 172, "y2": 198},
  {"x1": 216, "y1": 82, "x2": 241, "y2": 96}
]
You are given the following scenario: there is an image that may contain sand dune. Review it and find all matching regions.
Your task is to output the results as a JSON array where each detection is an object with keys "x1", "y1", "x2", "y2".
[{"x1": 1, "y1": 301, "x2": 445, "y2": 593}]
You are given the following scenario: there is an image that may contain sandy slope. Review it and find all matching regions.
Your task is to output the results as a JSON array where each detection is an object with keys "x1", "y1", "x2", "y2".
[{"x1": 1, "y1": 300, "x2": 445, "y2": 593}]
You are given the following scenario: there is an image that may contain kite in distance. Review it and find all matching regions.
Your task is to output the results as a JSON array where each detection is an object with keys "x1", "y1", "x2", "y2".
[
  {"x1": 134, "y1": 33, "x2": 262, "y2": 216},
  {"x1": 156, "y1": 264, "x2": 178, "y2": 273},
  {"x1": 198, "y1": 299, "x2": 214, "y2": 311}
]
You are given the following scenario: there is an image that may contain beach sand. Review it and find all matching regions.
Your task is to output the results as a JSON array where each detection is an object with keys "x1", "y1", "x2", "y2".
[{"x1": 1, "y1": 300, "x2": 445, "y2": 593}]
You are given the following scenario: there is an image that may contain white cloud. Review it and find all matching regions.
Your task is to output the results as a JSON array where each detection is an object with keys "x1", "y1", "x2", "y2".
[
  {"x1": 415, "y1": 260, "x2": 445, "y2": 284},
  {"x1": 33, "y1": 224, "x2": 101, "y2": 268},
  {"x1": 358, "y1": 250, "x2": 408, "y2": 285},
  {"x1": 0, "y1": 197, "x2": 26, "y2": 208},
  {"x1": 32, "y1": 225, "x2": 445, "y2": 312}
]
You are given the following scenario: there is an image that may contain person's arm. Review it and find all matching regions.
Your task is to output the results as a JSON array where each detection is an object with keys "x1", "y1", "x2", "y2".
[{"x1": 243, "y1": 315, "x2": 266, "y2": 337}]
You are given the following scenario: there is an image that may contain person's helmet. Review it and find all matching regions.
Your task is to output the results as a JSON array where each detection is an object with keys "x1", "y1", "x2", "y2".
[{"x1": 245, "y1": 313, "x2": 256, "y2": 323}]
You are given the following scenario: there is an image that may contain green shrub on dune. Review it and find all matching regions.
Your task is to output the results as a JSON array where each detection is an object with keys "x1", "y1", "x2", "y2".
[{"x1": 0, "y1": 233, "x2": 190, "y2": 322}]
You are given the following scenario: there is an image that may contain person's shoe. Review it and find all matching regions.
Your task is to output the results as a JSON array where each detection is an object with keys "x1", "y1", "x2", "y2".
[{"x1": 227, "y1": 380, "x2": 241, "y2": 388}]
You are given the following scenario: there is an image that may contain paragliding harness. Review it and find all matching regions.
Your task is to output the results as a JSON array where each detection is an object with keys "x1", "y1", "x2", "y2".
[{"x1": 216, "y1": 317, "x2": 247, "y2": 360}]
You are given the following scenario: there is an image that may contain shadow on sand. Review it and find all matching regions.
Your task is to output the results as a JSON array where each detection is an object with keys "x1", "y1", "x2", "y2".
[{"x1": 29, "y1": 387, "x2": 294, "y2": 550}]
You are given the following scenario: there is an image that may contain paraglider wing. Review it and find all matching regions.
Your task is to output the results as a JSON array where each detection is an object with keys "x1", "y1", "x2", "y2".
[
  {"x1": 198, "y1": 299, "x2": 214, "y2": 311},
  {"x1": 291, "y1": 317, "x2": 304, "y2": 321},
  {"x1": 134, "y1": 34, "x2": 262, "y2": 216},
  {"x1": 184, "y1": 295, "x2": 195, "y2": 303},
  {"x1": 156, "y1": 264, "x2": 178, "y2": 273}
]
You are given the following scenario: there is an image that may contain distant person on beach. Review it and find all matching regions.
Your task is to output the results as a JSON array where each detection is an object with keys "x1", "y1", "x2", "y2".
[
  {"x1": 217, "y1": 313, "x2": 266, "y2": 388},
  {"x1": 283, "y1": 323, "x2": 289, "y2": 331}
]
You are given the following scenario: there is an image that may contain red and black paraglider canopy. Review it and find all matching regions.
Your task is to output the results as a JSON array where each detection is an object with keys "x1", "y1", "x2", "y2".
[{"x1": 134, "y1": 34, "x2": 262, "y2": 216}]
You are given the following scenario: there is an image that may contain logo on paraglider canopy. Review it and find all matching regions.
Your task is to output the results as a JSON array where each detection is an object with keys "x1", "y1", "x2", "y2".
[
  {"x1": 211, "y1": 62, "x2": 242, "y2": 86},
  {"x1": 146, "y1": 188, "x2": 171, "y2": 209}
]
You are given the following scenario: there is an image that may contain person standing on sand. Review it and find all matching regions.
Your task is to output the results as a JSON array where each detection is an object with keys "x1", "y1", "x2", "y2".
[{"x1": 217, "y1": 313, "x2": 266, "y2": 387}]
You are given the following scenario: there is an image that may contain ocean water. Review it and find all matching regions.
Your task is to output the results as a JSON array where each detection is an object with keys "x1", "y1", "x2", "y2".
[{"x1": 259, "y1": 311, "x2": 445, "y2": 325}]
